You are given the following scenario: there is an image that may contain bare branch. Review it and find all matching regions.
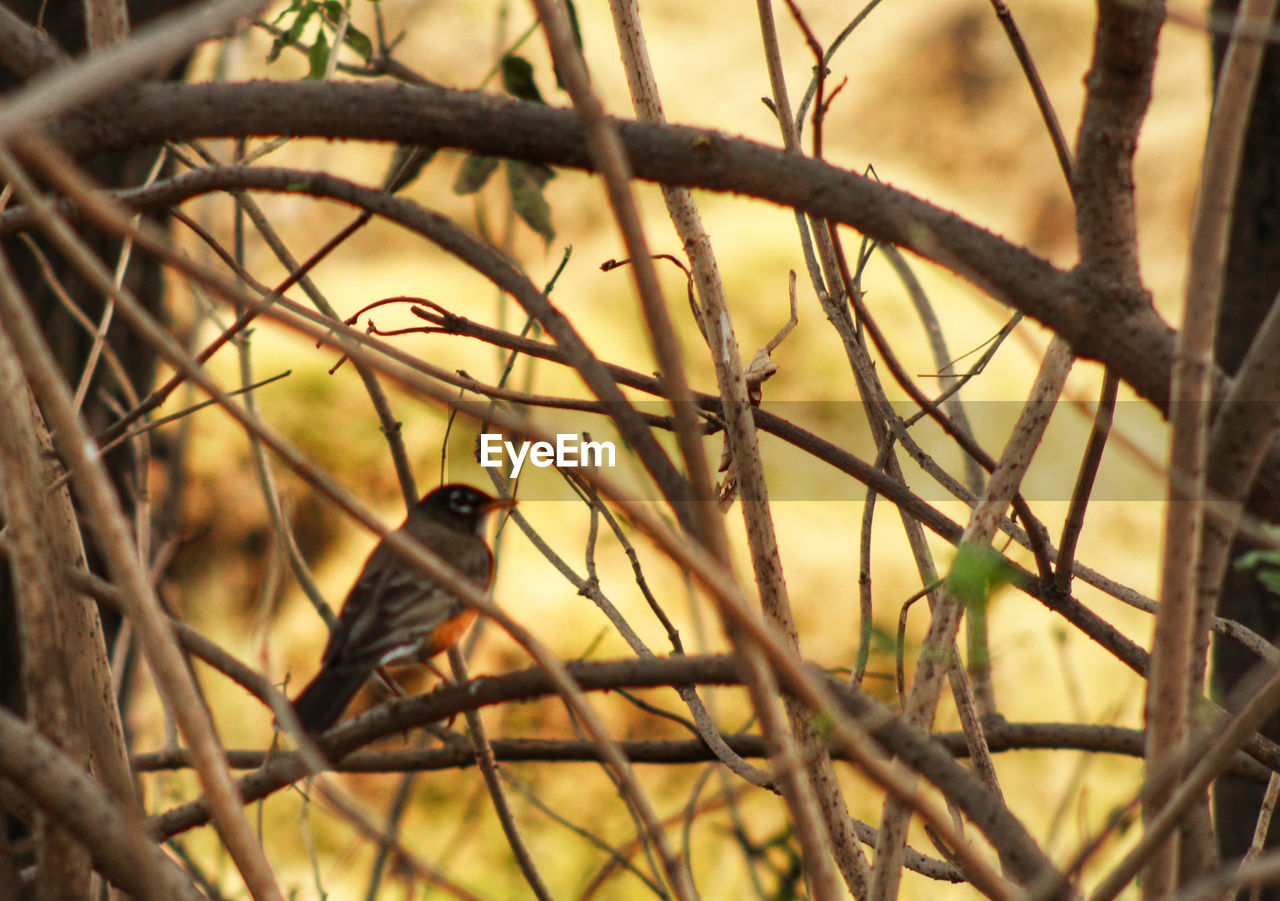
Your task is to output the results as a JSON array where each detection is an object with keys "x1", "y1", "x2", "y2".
[
  {"x1": 0, "y1": 707, "x2": 201, "y2": 901},
  {"x1": 39, "y1": 79, "x2": 1183, "y2": 411},
  {"x1": 1073, "y1": 0, "x2": 1163, "y2": 294}
]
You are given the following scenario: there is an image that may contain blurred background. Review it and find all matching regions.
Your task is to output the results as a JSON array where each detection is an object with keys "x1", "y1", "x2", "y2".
[{"x1": 137, "y1": 0, "x2": 1212, "y2": 895}]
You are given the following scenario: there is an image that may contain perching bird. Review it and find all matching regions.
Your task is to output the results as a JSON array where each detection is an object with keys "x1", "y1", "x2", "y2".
[{"x1": 291, "y1": 484, "x2": 514, "y2": 733}]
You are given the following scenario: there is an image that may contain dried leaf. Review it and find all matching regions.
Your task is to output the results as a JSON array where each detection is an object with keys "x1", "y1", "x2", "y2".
[{"x1": 744, "y1": 346, "x2": 779, "y2": 405}]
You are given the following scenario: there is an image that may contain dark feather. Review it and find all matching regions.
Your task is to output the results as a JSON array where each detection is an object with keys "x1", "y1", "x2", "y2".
[
  {"x1": 290, "y1": 484, "x2": 509, "y2": 733},
  {"x1": 291, "y1": 662, "x2": 374, "y2": 733}
]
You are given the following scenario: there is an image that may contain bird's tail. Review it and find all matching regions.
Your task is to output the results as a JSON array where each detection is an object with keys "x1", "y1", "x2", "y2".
[{"x1": 291, "y1": 663, "x2": 371, "y2": 733}]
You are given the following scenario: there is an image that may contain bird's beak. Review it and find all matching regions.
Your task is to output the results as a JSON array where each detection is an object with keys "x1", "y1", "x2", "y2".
[{"x1": 484, "y1": 497, "x2": 518, "y2": 513}]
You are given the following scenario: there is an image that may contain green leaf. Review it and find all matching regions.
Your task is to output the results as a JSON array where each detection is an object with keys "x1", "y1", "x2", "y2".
[
  {"x1": 307, "y1": 29, "x2": 330, "y2": 79},
  {"x1": 283, "y1": 4, "x2": 318, "y2": 43},
  {"x1": 267, "y1": 1, "x2": 316, "y2": 64},
  {"x1": 343, "y1": 23, "x2": 373, "y2": 61},
  {"x1": 321, "y1": 0, "x2": 344, "y2": 22},
  {"x1": 809, "y1": 710, "x2": 835, "y2": 739},
  {"x1": 501, "y1": 54, "x2": 545, "y2": 103},
  {"x1": 271, "y1": 0, "x2": 309, "y2": 26},
  {"x1": 453, "y1": 154, "x2": 501, "y2": 194},
  {"x1": 565, "y1": 0, "x2": 584, "y2": 50},
  {"x1": 945, "y1": 545, "x2": 1016, "y2": 609},
  {"x1": 384, "y1": 145, "x2": 437, "y2": 193},
  {"x1": 554, "y1": 0, "x2": 584, "y2": 90},
  {"x1": 1235, "y1": 548, "x2": 1280, "y2": 595},
  {"x1": 1236, "y1": 548, "x2": 1280, "y2": 571},
  {"x1": 521, "y1": 161, "x2": 556, "y2": 187},
  {"x1": 507, "y1": 161, "x2": 555, "y2": 245}
]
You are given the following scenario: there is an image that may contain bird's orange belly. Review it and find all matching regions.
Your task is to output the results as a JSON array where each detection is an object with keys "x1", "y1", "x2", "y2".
[{"x1": 422, "y1": 608, "x2": 479, "y2": 657}]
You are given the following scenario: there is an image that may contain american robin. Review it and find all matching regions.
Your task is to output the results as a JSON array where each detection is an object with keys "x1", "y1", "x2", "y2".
[{"x1": 291, "y1": 484, "x2": 514, "y2": 733}]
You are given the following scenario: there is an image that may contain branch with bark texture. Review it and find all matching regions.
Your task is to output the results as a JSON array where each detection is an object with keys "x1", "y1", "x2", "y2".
[{"x1": 32, "y1": 80, "x2": 1215, "y2": 425}]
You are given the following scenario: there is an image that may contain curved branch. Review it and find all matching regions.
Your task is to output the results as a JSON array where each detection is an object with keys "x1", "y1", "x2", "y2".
[
  {"x1": 0, "y1": 164, "x2": 1182, "y2": 698},
  {"x1": 148, "y1": 655, "x2": 1058, "y2": 889},
  {"x1": 1073, "y1": 0, "x2": 1164, "y2": 294},
  {"x1": 129, "y1": 725, "x2": 1272, "y2": 782},
  {"x1": 43, "y1": 79, "x2": 1181, "y2": 410},
  {"x1": 0, "y1": 706, "x2": 202, "y2": 901},
  {"x1": 49, "y1": 81, "x2": 1280, "y2": 519}
]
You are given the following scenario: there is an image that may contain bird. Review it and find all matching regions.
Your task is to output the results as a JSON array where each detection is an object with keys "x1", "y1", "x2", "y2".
[{"x1": 291, "y1": 484, "x2": 515, "y2": 733}]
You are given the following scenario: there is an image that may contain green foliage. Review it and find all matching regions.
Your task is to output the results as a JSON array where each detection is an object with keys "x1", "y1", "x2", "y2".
[
  {"x1": 453, "y1": 155, "x2": 502, "y2": 194},
  {"x1": 506, "y1": 157, "x2": 556, "y2": 244},
  {"x1": 331, "y1": 7, "x2": 373, "y2": 60},
  {"x1": 382, "y1": 145, "x2": 438, "y2": 194},
  {"x1": 1234, "y1": 545, "x2": 1280, "y2": 595},
  {"x1": 266, "y1": 5, "x2": 560, "y2": 242},
  {"x1": 267, "y1": 0, "x2": 314, "y2": 64},
  {"x1": 501, "y1": 54, "x2": 545, "y2": 103},
  {"x1": 306, "y1": 28, "x2": 329, "y2": 79},
  {"x1": 268, "y1": 0, "x2": 374, "y2": 71},
  {"x1": 756, "y1": 825, "x2": 804, "y2": 901},
  {"x1": 453, "y1": 54, "x2": 558, "y2": 245},
  {"x1": 945, "y1": 544, "x2": 1018, "y2": 609},
  {"x1": 809, "y1": 709, "x2": 835, "y2": 740}
]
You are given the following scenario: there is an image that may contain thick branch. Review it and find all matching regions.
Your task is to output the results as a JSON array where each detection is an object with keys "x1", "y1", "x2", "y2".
[
  {"x1": 0, "y1": 706, "x2": 201, "y2": 901},
  {"x1": 0, "y1": 5, "x2": 67, "y2": 78},
  {"x1": 1073, "y1": 0, "x2": 1164, "y2": 294},
  {"x1": 149, "y1": 655, "x2": 1058, "y2": 887},
  {"x1": 129, "y1": 725, "x2": 1271, "y2": 782},
  {"x1": 0, "y1": 164, "x2": 1187, "y2": 688},
  {"x1": 41, "y1": 79, "x2": 1179, "y2": 408},
  {"x1": 53, "y1": 80, "x2": 1280, "y2": 522}
]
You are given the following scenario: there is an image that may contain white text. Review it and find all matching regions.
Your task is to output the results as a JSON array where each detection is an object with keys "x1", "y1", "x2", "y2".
[{"x1": 479, "y1": 434, "x2": 616, "y2": 477}]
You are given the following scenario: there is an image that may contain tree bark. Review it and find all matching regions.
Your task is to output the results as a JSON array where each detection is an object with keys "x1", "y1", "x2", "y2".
[
  {"x1": 1210, "y1": 0, "x2": 1280, "y2": 885},
  {"x1": 0, "y1": 0, "x2": 188, "y2": 888}
]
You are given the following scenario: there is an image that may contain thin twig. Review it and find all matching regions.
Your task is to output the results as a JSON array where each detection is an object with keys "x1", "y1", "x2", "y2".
[
  {"x1": 1149, "y1": 0, "x2": 1278, "y2": 886},
  {"x1": 987, "y1": 0, "x2": 1074, "y2": 191},
  {"x1": 309, "y1": 777, "x2": 487, "y2": 901},
  {"x1": 27, "y1": 141, "x2": 1064, "y2": 893},
  {"x1": 621, "y1": 0, "x2": 867, "y2": 887},
  {"x1": 500, "y1": 769, "x2": 666, "y2": 897},
  {"x1": 493, "y1": 477, "x2": 775, "y2": 791},
  {"x1": 181, "y1": 138, "x2": 419, "y2": 510},
  {"x1": 150, "y1": 656, "x2": 1048, "y2": 897},
  {"x1": 534, "y1": 0, "x2": 714, "y2": 551},
  {"x1": 33, "y1": 133, "x2": 697, "y2": 898},
  {"x1": 0, "y1": 141, "x2": 283, "y2": 901},
  {"x1": 70, "y1": 146, "x2": 167, "y2": 415},
  {"x1": 876, "y1": 337, "x2": 1072, "y2": 898},
  {"x1": 29, "y1": 84, "x2": 1218, "y2": 426},
  {"x1": 12, "y1": 157, "x2": 1184, "y2": 675},
  {"x1": 97, "y1": 197, "x2": 369, "y2": 450},
  {"x1": 1056, "y1": 371, "x2": 1119, "y2": 590},
  {"x1": 879, "y1": 243, "x2": 984, "y2": 495},
  {"x1": 447, "y1": 646, "x2": 554, "y2": 900},
  {"x1": 1081, "y1": 652, "x2": 1280, "y2": 901}
]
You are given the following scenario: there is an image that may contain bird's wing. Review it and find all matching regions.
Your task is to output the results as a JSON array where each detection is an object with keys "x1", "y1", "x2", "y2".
[{"x1": 320, "y1": 540, "x2": 490, "y2": 669}]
